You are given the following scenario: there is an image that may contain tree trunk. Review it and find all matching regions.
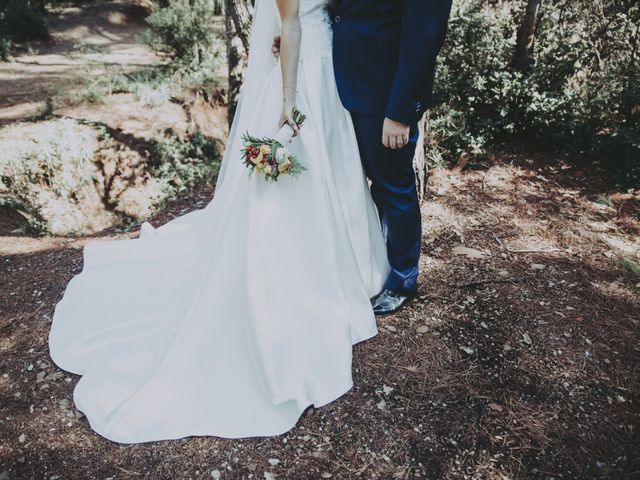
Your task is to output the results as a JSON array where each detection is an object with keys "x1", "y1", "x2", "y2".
[
  {"x1": 225, "y1": 0, "x2": 253, "y2": 125},
  {"x1": 515, "y1": 0, "x2": 542, "y2": 73},
  {"x1": 413, "y1": 113, "x2": 430, "y2": 203}
]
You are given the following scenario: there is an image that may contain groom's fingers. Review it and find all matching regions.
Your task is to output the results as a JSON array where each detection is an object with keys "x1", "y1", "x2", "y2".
[
  {"x1": 382, "y1": 134, "x2": 402, "y2": 149},
  {"x1": 382, "y1": 117, "x2": 411, "y2": 149},
  {"x1": 393, "y1": 134, "x2": 408, "y2": 149},
  {"x1": 272, "y1": 36, "x2": 281, "y2": 58}
]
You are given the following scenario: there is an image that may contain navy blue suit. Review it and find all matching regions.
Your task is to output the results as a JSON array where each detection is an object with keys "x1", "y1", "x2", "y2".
[{"x1": 332, "y1": 0, "x2": 452, "y2": 293}]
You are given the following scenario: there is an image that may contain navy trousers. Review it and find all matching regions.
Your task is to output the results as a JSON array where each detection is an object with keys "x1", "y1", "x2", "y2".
[{"x1": 350, "y1": 113, "x2": 422, "y2": 293}]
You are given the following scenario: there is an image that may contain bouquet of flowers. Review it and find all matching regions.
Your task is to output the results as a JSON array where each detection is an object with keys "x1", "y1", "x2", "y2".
[{"x1": 241, "y1": 109, "x2": 307, "y2": 181}]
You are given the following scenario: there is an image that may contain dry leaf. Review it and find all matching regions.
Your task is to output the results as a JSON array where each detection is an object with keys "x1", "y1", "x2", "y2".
[{"x1": 452, "y1": 245, "x2": 488, "y2": 259}]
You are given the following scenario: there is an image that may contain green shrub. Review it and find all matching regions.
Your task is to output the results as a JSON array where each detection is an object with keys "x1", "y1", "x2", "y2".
[
  {"x1": 0, "y1": 0, "x2": 48, "y2": 41},
  {"x1": 76, "y1": 66, "x2": 173, "y2": 106},
  {"x1": 0, "y1": 118, "x2": 102, "y2": 234},
  {"x1": 149, "y1": 131, "x2": 220, "y2": 198},
  {"x1": 431, "y1": 0, "x2": 640, "y2": 185},
  {"x1": 0, "y1": 118, "x2": 221, "y2": 234},
  {"x1": 146, "y1": 0, "x2": 221, "y2": 64},
  {"x1": 144, "y1": 0, "x2": 224, "y2": 95}
]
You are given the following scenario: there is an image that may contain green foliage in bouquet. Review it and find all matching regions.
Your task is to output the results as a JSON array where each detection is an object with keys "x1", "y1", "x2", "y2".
[
  {"x1": 241, "y1": 109, "x2": 308, "y2": 182},
  {"x1": 241, "y1": 134, "x2": 307, "y2": 182}
]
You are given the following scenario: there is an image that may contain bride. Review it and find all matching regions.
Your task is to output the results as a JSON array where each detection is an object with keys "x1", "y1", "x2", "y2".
[{"x1": 48, "y1": 0, "x2": 390, "y2": 443}]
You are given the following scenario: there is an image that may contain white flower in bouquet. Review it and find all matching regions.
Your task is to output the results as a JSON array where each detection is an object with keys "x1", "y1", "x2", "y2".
[{"x1": 275, "y1": 147, "x2": 291, "y2": 162}]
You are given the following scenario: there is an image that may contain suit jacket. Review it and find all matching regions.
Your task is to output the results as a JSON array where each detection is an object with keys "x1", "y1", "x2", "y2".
[{"x1": 331, "y1": 0, "x2": 453, "y2": 124}]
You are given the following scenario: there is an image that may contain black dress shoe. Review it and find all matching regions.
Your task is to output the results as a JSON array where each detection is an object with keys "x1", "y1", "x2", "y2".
[{"x1": 371, "y1": 288, "x2": 416, "y2": 316}]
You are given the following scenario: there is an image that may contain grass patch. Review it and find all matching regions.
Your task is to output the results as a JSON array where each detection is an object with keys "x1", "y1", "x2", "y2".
[{"x1": 620, "y1": 257, "x2": 640, "y2": 278}]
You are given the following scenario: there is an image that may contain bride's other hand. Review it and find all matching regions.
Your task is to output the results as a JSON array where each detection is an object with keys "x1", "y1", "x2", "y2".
[{"x1": 272, "y1": 36, "x2": 281, "y2": 58}]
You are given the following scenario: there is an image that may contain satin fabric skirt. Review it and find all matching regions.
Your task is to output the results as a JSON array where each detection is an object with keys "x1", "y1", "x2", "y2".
[{"x1": 48, "y1": 53, "x2": 390, "y2": 443}]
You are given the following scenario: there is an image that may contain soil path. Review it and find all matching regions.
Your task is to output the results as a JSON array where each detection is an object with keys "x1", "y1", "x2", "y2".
[{"x1": 0, "y1": 0, "x2": 159, "y2": 122}]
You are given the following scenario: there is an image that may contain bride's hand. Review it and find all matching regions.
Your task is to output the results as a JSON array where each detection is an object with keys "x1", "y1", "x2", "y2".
[{"x1": 279, "y1": 88, "x2": 301, "y2": 136}]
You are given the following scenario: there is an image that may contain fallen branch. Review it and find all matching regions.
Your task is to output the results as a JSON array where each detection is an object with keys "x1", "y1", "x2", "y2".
[
  {"x1": 505, "y1": 247, "x2": 562, "y2": 254},
  {"x1": 454, "y1": 278, "x2": 519, "y2": 288}
]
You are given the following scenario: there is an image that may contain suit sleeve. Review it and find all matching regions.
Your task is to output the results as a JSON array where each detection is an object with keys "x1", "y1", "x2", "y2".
[{"x1": 384, "y1": 0, "x2": 453, "y2": 125}]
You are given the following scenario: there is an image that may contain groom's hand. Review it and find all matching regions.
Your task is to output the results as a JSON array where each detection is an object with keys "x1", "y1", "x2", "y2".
[
  {"x1": 272, "y1": 36, "x2": 281, "y2": 58},
  {"x1": 382, "y1": 118, "x2": 410, "y2": 149}
]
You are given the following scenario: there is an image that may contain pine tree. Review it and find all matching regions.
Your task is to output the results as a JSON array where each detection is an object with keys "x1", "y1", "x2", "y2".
[{"x1": 225, "y1": 0, "x2": 252, "y2": 125}]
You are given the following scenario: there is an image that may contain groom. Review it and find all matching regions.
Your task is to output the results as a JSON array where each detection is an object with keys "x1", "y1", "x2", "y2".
[{"x1": 331, "y1": 0, "x2": 453, "y2": 315}]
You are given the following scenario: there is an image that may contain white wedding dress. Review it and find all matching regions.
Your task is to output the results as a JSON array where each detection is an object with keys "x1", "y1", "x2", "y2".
[{"x1": 48, "y1": 0, "x2": 390, "y2": 443}]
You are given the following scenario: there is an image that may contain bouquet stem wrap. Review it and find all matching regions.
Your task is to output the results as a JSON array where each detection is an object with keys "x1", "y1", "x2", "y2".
[{"x1": 274, "y1": 124, "x2": 297, "y2": 145}]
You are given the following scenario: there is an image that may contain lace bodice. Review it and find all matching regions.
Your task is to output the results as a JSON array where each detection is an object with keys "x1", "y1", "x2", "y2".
[
  {"x1": 299, "y1": 0, "x2": 332, "y2": 59},
  {"x1": 300, "y1": 0, "x2": 331, "y2": 22}
]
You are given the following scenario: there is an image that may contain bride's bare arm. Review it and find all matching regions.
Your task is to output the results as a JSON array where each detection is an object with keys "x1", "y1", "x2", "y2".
[{"x1": 275, "y1": 0, "x2": 302, "y2": 134}]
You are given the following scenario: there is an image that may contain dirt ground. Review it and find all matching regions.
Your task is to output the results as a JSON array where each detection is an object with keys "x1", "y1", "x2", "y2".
[
  {"x1": 1, "y1": 1, "x2": 640, "y2": 479},
  {"x1": 0, "y1": 0, "x2": 226, "y2": 134},
  {"x1": 1, "y1": 151, "x2": 639, "y2": 479},
  {"x1": 0, "y1": 0, "x2": 157, "y2": 123}
]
